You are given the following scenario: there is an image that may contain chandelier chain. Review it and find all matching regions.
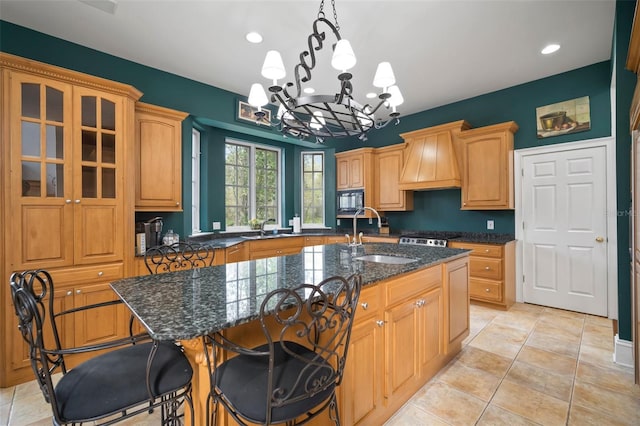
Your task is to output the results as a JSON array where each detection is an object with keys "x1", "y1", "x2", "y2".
[{"x1": 318, "y1": 0, "x2": 340, "y2": 31}]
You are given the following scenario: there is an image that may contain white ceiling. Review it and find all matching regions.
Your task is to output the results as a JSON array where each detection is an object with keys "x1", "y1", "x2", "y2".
[{"x1": 0, "y1": 0, "x2": 617, "y2": 117}]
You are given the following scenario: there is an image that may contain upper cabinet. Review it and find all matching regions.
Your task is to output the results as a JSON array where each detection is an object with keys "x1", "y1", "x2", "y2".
[
  {"x1": 2, "y1": 54, "x2": 142, "y2": 269},
  {"x1": 458, "y1": 121, "x2": 518, "y2": 210},
  {"x1": 374, "y1": 144, "x2": 413, "y2": 211},
  {"x1": 336, "y1": 148, "x2": 373, "y2": 190},
  {"x1": 134, "y1": 102, "x2": 188, "y2": 211},
  {"x1": 398, "y1": 120, "x2": 471, "y2": 191}
]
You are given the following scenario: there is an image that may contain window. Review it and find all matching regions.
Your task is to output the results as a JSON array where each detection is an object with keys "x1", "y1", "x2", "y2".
[
  {"x1": 301, "y1": 151, "x2": 324, "y2": 226},
  {"x1": 191, "y1": 129, "x2": 201, "y2": 233},
  {"x1": 225, "y1": 140, "x2": 281, "y2": 230}
]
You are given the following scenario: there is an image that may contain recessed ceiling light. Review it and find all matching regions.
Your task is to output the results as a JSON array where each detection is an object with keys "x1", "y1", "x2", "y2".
[
  {"x1": 246, "y1": 32, "x2": 263, "y2": 44},
  {"x1": 303, "y1": 87, "x2": 315, "y2": 94},
  {"x1": 541, "y1": 44, "x2": 561, "y2": 55},
  {"x1": 366, "y1": 92, "x2": 377, "y2": 99}
]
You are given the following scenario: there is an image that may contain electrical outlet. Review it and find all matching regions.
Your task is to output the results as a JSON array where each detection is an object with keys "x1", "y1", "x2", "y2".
[
  {"x1": 212, "y1": 221, "x2": 221, "y2": 230},
  {"x1": 336, "y1": 219, "x2": 341, "y2": 226},
  {"x1": 288, "y1": 219, "x2": 293, "y2": 226},
  {"x1": 487, "y1": 220, "x2": 494, "y2": 230},
  {"x1": 369, "y1": 218, "x2": 373, "y2": 225}
]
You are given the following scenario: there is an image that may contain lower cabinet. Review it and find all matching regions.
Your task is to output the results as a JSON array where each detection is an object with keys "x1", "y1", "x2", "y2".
[
  {"x1": 340, "y1": 258, "x2": 468, "y2": 425},
  {"x1": 225, "y1": 243, "x2": 248, "y2": 263},
  {"x1": 8, "y1": 265, "x2": 127, "y2": 383}
]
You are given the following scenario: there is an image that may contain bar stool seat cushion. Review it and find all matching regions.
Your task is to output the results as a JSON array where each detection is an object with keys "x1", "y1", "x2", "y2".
[
  {"x1": 215, "y1": 341, "x2": 335, "y2": 424},
  {"x1": 55, "y1": 341, "x2": 192, "y2": 422}
]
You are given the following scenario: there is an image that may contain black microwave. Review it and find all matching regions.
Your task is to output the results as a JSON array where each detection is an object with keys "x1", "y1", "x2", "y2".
[{"x1": 337, "y1": 190, "x2": 364, "y2": 214}]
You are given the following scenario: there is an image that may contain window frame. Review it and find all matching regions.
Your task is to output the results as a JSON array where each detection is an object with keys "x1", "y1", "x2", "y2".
[
  {"x1": 191, "y1": 128, "x2": 201, "y2": 234},
  {"x1": 300, "y1": 151, "x2": 325, "y2": 228},
  {"x1": 224, "y1": 138, "x2": 282, "y2": 231}
]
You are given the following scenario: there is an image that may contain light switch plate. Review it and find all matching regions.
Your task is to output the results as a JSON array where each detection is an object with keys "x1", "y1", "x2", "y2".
[
  {"x1": 288, "y1": 219, "x2": 293, "y2": 226},
  {"x1": 336, "y1": 219, "x2": 341, "y2": 226},
  {"x1": 487, "y1": 220, "x2": 494, "y2": 230},
  {"x1": 212, "y1": 221, "x2": 221, "y2": 230}
]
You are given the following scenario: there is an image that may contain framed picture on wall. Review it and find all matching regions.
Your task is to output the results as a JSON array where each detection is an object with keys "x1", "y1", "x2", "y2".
[
  {"x1": 237, "y1": 100, "x2": 271, "y2": 126},
  {"x1": 536, "y1": 96, "x2": 591, "y2": 138}
]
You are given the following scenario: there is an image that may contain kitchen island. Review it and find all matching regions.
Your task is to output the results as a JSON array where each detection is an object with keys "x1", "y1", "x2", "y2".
[{"x1": 111, "y1": 243, "x2": 470, "y2": 425}]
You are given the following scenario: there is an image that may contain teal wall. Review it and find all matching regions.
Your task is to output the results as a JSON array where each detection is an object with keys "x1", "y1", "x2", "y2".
[{"x1": 1, "y1": 1, "x2": 637, "y2": 340}]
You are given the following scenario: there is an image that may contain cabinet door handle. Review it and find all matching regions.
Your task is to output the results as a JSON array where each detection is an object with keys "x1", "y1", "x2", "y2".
[
  {"x1": 65, "y1": 199, "x2": 71, "y2": 204},
  {"x1": 98, "y1": 271, "x2": 104, "y2": 277},
  {"x1": 76, "y1": 289, "x2": 81, "y2": 294},
  {"x1": 595, "y1": 236, "x2": 604, "y2": 243},
  {"x1": 361, "y1": 302, "x2": 368, "y2": 310},
  {"x1": 75, "y1": 199, "x2": 81, "y2": 204},
  {"x1": 66, "y1": 290, "x2": 72, "y2": 296},
  {"x1": 376, "y1": 320, "x2": 387, "y2": 327},
  {"x1": 176, "y1": 202, "x2": 180, "y2": 206}
]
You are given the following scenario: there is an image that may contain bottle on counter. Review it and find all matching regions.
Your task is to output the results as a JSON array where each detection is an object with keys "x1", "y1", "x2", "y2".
[{"x1": 163, "y1": 229, "x2": 179, "y2": 245}]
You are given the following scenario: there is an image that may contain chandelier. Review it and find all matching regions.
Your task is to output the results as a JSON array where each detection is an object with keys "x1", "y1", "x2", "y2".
[{"x1": 247, "y1": 0, "x2": 403, "y2": 143}]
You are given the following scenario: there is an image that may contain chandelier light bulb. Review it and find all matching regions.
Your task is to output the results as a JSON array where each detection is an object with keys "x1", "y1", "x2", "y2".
[
  {"x1": 261, "y1": 50, "x2": 286, "y2": 82},
  {"x1": 387, "y1": 85, "x2": 404, "y2": 107},
  {"x1": 373, "y1": 62, "x2": 396, "y2": 89},
  {"x1": 331, "y1": 39, "x2": 357, "y2": 71},
  {"x1": 248, "y1": 83, "x2": 268, "y2": 107},
  {"x1": 310, "y1": 111, "x2": 326, "y2": 130}
]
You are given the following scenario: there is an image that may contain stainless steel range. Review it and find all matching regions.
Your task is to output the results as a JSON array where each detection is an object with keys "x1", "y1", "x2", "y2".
[{"x1": 398, "y1": 233, "x2": 458, "y2": 247}]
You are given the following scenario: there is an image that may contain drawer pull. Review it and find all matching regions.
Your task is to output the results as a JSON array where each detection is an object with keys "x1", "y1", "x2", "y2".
[
  {"x1": 484, "y1": 249, "x2": 490, "y2": 253},
  {"x1": 361, "y1": 302, "x2": 369, "y2": 310},
  {"x1": 98, "y1": 271, "x2": 104, "y2": 277},
  {"x1": 485, "y1": 288, "x2": 491, "y2": 292},
  {"x1": 485, "y1": 266, "x2": 490, "y2": 270}
]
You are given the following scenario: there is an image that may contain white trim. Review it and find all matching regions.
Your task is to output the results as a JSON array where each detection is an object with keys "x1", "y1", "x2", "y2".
[
  {"x1": 514, "y1": 136, "x2": 618, "y2": 320},
  {"x1": 614, "y1": 334, "x2": 634, "y2": 368},
  {"x1": 300, "y1": 151, "x2": 326, "y2": 228}
]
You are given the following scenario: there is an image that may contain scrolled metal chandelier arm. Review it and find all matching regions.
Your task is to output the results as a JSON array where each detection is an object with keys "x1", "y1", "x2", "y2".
[{"x1": 248, "y1": 0, "x2": 403, "y2": 143}]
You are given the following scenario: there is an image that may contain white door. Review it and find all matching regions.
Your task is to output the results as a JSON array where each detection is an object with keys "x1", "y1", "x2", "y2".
[{"x1": 522, "y1": 145, "x2": 608, "y2": 316}]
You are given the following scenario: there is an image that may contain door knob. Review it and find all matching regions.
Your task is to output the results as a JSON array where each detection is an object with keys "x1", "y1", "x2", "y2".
[{"x1": 595, "y1": 236, "x2": 604, "y2": 243}]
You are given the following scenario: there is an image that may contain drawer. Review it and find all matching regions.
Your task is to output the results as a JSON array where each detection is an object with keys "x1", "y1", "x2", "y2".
[
  {"x1": 449, "y1": 242, "x2": 503, "y2": 258},
  {"x1": 250, "y1": 246, "x2": 302, "y2": 260},
  {"x1": 48, "y1": 263, "x2": 124, "y2": 287},
  {"x1": 325, "y1": 235, "x2": 349, "y2": 244},
  {"x1": 248, "y1": 236, "x2": 303, "y2": 251},
  {"x1": 386, "y1": 265, "x2": 441, "y2": 306},
  {"x1": 355, "y1": 285, "x2": 381, "y2": 320},
  {"x1": 470, "y1": 258, "x2": 502, "y2": 280},
  {"x1": 303, "y1": 236, "x2": 325, "y2": 246},
  {"x1": 470, "y1": 278, "x2": 502, "y2": 302}
]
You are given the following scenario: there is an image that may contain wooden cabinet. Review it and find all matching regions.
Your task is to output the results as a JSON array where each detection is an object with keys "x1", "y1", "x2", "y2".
[
  {"x1": 8, "y1": 265, "x2": 127, "y2": 383},
  {"x1": 336, "y1": 149, "x2": 373, "y2": 190},
  {"x1": 383, "y1": 266, "x2": 443, "y2": 403},
  {"x1": 444, "y1": 256, "x2": 470, "y2": 354},
  {"x1": 302, "y1": 235, "x2": 325, "y2": 246},
  {"x1": 459, "y1": 121, "x2": 518, "y2": 210},
  {"x1": 1, "y1": 53, "x2": 141, "y2": 387},
  {"x1": 449, "y1": 241, "x2": 515, "y2": 309},
  {"x1": 248, "y1": 237, "x2": 303, "y2": 260},
  {"x1": 134, "y1": 102, "x2": 188, "y2": 211},
  {"x1": 339, "y1": 285, "x2": 385, "y2": 426},
  {"x1": 225, "y1": 243, "x2": 248, "y2": 263},
  {"x1": 374, "y1": 144, "x2": 413, "y2": 211}
]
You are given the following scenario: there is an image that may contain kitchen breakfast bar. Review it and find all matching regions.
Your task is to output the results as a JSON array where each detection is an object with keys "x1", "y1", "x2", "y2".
[{"x1": 110, "y1": 243, "x2": 470, "y2": 425}]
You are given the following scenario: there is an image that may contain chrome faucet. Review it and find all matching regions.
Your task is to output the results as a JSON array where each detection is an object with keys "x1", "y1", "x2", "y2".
[
  {"x1": 260, "y1": 218, "x2": 276, "y2": 236},
  {"x1": 350, "y1": 206, "x2": 381, "y2": 246}
]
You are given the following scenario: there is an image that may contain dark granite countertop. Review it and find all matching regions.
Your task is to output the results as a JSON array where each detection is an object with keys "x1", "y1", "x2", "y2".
[{"x1": 112, "y1": 243, "x2": 469, "y2": 341}]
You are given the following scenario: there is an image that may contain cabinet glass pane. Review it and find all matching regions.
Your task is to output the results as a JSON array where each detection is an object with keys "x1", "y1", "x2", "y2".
[
  {"x1": 22, "y1": 161, "x2": 41, "y2": 196},
  {"x1": 102, "y1": 133, "x2": 115, "y2": 163},
  {"x1": 21, "y1": 121, "x2": 41, "y2": 157},
  {"x1": 82, "y1": 130, "x2": 97, "y2": 161},
  {"x1": 21, "y1": 83, "x2": 40, "y2": 119},
  {"x1": 101, "y1": 98, "x2": 115, "y2": 131},
  {"x1": 82, "y1": 166, "x2": 97, "y2": 198},
  {"x1": 102, "y1": 168, "x2": 115, "y2": 198},
  {"x1": 46, "y1": 163, "x2": 64, "y2": 197},
  {"x1": 45, "y1": 86, "x2": 64, "y2": 122},
  {"x1": 46, "y1": 125, "x2": 64, "y2": 159},
  {"x1": 81, "y1": 96, "x2": 97, "y2": 128}
]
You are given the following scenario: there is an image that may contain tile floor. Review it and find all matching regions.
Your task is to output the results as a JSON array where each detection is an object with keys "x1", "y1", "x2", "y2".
[{"x1": 1, "y1": 302, "x2": 638, "y2": 425}]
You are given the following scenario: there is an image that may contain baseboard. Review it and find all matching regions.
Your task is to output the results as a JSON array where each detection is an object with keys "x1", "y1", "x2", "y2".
[{"x1": 613, "y1": 334, "x2": 634, "y2": 368}]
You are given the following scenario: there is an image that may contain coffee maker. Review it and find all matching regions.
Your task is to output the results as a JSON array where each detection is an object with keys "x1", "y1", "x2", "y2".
[{"x1": 135, "y1": 217, "x2": 163, "y2": 253}]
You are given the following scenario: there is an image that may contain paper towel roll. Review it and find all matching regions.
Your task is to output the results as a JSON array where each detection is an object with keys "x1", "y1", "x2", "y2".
[{"x1": 293, "y1": 216, "x2": 301, "y2": 233}]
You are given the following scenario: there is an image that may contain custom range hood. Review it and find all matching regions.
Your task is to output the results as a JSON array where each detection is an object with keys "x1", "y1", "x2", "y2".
[{"x1": 398, "y1": 120, "x2": 471, "y2": 191}]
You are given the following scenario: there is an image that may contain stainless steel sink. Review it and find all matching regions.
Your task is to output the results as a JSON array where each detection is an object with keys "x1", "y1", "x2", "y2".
[
  {"x1": 241, "y1": 234, "x2": 297, "y2": 240},
  {"x1": 353, "y1": 254, "x2": 419, "y2": 264}
]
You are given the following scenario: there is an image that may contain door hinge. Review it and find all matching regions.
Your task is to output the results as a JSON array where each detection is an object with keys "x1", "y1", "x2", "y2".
[{"x1": 521, "y1": 168, "x2": 524, "y2": 177}]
